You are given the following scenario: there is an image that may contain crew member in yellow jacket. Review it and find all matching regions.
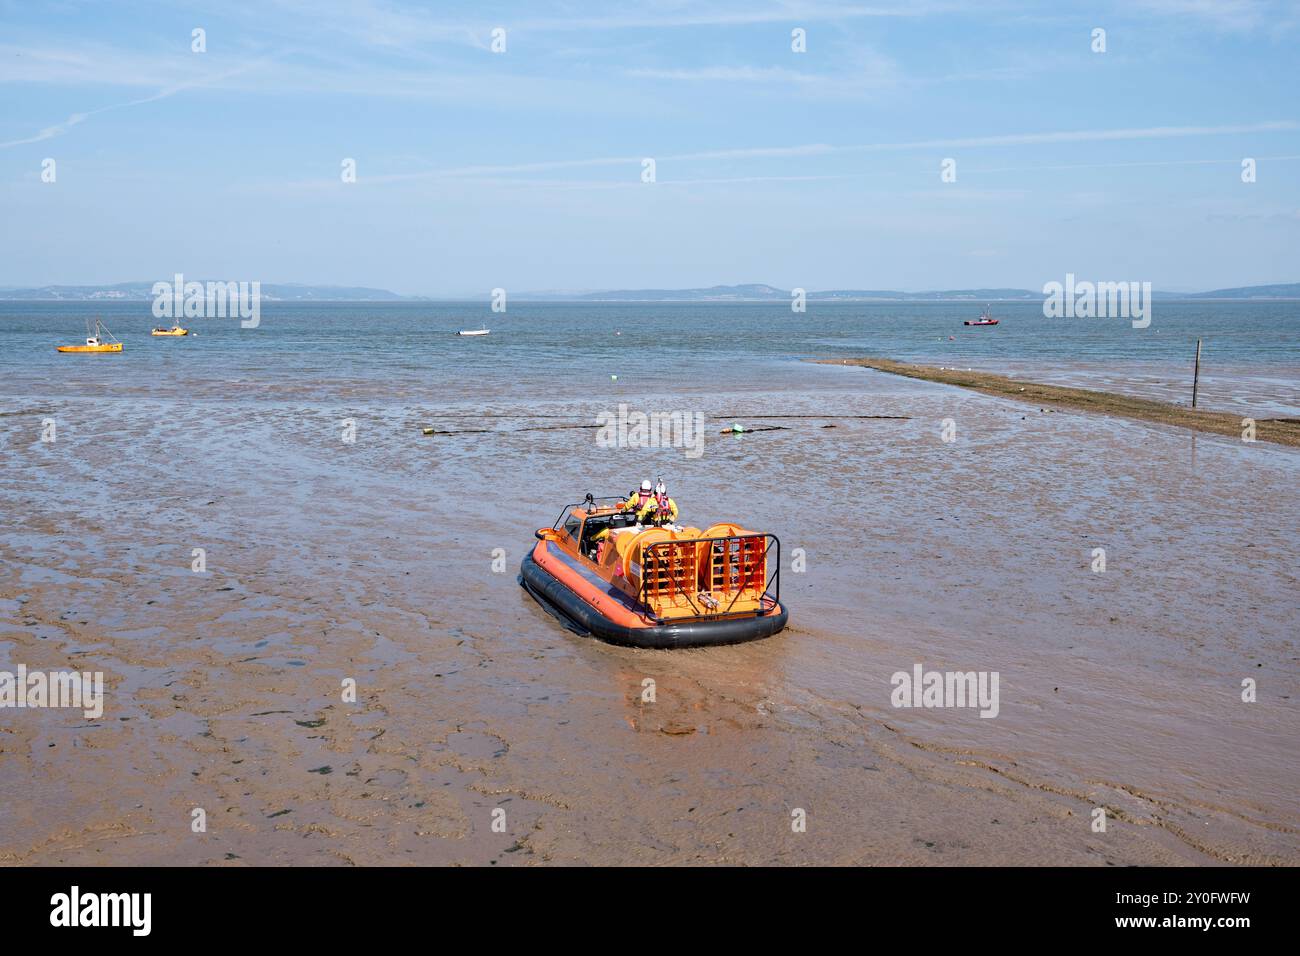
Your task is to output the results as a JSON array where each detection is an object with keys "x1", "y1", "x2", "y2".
[
  {"x1": 620, "y1": 479, "x2": 654, "y2": 514},
  {"x1": 637, "y1": 480, "x2": 679, "y2": 526}
]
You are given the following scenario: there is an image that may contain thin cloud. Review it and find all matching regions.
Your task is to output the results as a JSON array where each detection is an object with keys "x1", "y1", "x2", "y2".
[
  {"x1": 293, "y1": 121, "x2": 1299, "y2": 188},
  {"x1": 0, "y1": 59, "x2": 274, "y2": 150},
  {"x1": 458, "y1": 173, "x2": 855, "y2": 192},
  {"x1": 1131, "y1": 0, "x2": 1268, "y2": 32},
  {"x1": 835, "y1": 122, "x2": 1300, "y2": 154},
  {"x1": 969, "y1": 153, "x2": 1300, "y2": 173},
  {"x1": 513, "y1": 4, "x2": 940, "y2": 31},
  {"x1": 627, "y1": 66, "x2": 825, "y2": 83},
  {"x1": 624, "y1": 58, "x2": 902, "y2": 96}
]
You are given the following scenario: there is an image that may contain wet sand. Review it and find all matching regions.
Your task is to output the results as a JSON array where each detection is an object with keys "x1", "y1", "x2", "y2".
[
  {"x1": 940, "y1": 357, "x2": 1300, "y2": 420},
  {"x1": 826, "y1": 357, "x2": 1300, "y2": 446},
  {"x1": 1, "y1": 361, "x2": 1297, "y2": 865}
]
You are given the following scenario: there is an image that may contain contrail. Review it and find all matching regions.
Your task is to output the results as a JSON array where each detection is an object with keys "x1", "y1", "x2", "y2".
[
  {"x1": 0, "y1": 59, "x2": 271, "y2": 150},
  {"x1": 343, "y1": 120, "x2": 1300, "y2": 186}
]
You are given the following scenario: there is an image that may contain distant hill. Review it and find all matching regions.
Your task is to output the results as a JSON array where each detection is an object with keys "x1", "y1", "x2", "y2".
[
  {"x1": 519, "y1": 282, "x2": 1300, "y2": 302},
  {"x1": 3, "y1": 280, "x2": 1297, "y2": 303},
  {"x1": 809, "y1": 288, "x2": 1041, "y2": 301},
  {"x1": 0, "y1": 282, "x2": 422, "y2": 301},
  {"x1": 1178, "y1": 282, "x2": 1300, "y2": 299},
  {"x1": 513, "y1": 284, "x2": 1042, "y2": 302},
  {"x1": 564, "y1": 283, "x2": 789, "y2": 301}
]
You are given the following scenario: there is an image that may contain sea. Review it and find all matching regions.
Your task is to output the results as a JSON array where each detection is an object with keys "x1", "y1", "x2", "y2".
[{"x1": 2, "y1": 299, "x2": 1297, "y2": 415}]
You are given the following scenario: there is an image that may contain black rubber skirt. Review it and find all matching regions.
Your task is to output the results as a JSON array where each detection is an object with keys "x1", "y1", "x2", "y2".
[{"x1": 519, "y1": 552, "x2": 787, "y2": 649}]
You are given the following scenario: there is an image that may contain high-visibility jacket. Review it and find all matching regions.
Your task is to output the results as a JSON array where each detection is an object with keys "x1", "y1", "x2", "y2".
[
  {"x1": 637, "y1": 494, "x2": 678, "y2": 524},
  {"x1": 621, "y1": 490, "x2": 655, "y2": 513}
]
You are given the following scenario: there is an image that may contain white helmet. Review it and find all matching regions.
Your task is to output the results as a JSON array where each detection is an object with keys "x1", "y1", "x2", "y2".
[
  {"x1": 655, "y1": 480, "x2": 666, "y2": 495},
  {"x1": 640, "y1": 479, "x2": 652, "y2": 492}
]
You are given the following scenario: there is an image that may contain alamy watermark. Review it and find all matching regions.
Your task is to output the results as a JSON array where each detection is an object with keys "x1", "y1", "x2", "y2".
[
  {"x1": 595, "y1": 403, "x2": 705, "y2": 459},
  {"x1": 1, "y1": 665, "x2": 104, "y2": 719},
  {"x1": 890, "y1": 663, "x2": 999, "y2": 718},
  {"x1": 1043, "y1": 273, "x2": 1151, "y2": 328},
  {"x1": 152, "y1": 272, "x2": 261, "y2": 328},
  {"x1": 50, "y1": 886, "x2": 150, "y2": 936}
]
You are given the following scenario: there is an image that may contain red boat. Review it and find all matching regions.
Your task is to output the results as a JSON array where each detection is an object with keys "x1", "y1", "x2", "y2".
[{"x1": 964, "y1": 305, "x2": 999, "y2": 326}]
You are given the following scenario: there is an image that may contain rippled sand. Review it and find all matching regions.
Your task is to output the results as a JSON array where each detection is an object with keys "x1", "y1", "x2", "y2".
[{"x1": 1, "y1": 361, "x2": 1297, "y2": 865}]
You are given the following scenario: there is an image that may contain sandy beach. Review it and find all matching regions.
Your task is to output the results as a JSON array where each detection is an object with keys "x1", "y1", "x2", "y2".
[{"x1": 2, "y1": 353, "x2": 1296, "y2": 866}]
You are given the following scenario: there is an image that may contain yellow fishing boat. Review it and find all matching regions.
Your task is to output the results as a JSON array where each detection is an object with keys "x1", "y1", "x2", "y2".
[
  {"x1": 151, "y1": 324, "x2": 188, "y2": 336},
  {"x1": 56, "y1": 319, "x2": 123, "y2": 353}
]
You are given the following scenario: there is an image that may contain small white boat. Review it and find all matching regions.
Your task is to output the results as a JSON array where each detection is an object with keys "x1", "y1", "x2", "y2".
[{"x1": 457, "y1": 326, "x2": 490, "y2": 336}]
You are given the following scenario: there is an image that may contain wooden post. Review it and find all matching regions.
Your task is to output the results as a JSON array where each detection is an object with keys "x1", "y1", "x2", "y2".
[{"x1": 1192, "y1": 338, "x2": 1202, "y2": 408}]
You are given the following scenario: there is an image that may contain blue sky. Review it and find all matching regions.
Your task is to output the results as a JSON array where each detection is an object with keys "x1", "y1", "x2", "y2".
[{"x1": 2, "y1": 0, "x2": 1298, "y2": 295}]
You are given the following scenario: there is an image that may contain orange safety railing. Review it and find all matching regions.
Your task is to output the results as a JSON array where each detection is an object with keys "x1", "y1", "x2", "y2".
[
  {"x1": 639, "y1": 534, "x2": 779, "y2": 622},
  {"x1": 639, "y1": 540, "x2": 699, "y2": 613},
  {"x1": 704, "y1": 534, "x2": 768, "y2": 599}
]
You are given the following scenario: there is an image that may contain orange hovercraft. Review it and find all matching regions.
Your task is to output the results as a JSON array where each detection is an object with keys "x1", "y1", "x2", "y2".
[{"x1": 519, "y1": 491, "x2": 788, "y2": 648}]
